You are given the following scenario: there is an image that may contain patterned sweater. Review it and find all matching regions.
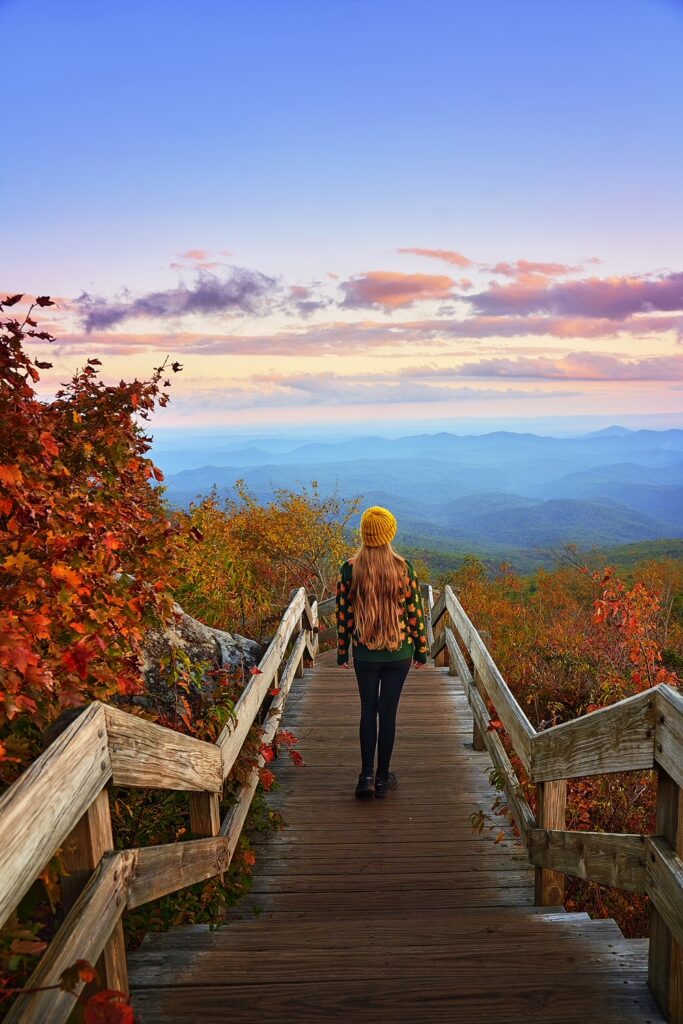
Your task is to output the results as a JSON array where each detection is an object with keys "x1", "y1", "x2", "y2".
[{"x1": 336, "y1": 557, "x2": 429, "y2": 665}]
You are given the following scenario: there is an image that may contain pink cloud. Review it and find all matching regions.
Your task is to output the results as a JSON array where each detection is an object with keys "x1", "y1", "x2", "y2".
[
  {"x1": 340, "y1": 271, "x2": 455, "y2": 309},
  {"x1": 454, "y1": 351, "x2": 683, "y2": 381},
  {"x1": 468, "y1": 271, "x2": 683, "y2": 319},
  {"x1": 396, "y1": 247, "x2": 474, "y2": 268}
]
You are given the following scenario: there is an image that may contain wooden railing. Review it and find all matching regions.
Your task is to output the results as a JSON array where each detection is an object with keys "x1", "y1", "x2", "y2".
[
  {"x1": 0, "y1": 588, "x2": 318, "y2": 1023},
  {"x1": 429, "y1": 583, "x2": 683, "y2": 1024}
]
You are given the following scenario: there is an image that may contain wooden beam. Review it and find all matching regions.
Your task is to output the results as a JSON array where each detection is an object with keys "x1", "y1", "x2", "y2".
[
  {"x1": 445, "y1": 588, "x2": 535, "y2": 771},
  {"x1": 421, "y1": 583, "x2": 435, "y2": 651},
  {"x1": 5, "y1": 851, "x2": 134, "y2": 1024},
  {"x1": 105, "y1": 705, "x2": 223, "y2": 792},
  {"x1": 530, "y1": 690, "x2": 656, "y2": 782},
  {"x1": 0, "y1": 702, "x2": 110, "y2": 931},
  {"x1": 463, "y1": 674, "x2": 535, "y2": 845},
  {"x1": 430, "y1": 588, "x2": 447, "y2": 628},
  {"x1": 128, "y1": 839, "x2": 229, "y2": 909},
  {"x1": 534, "y1": 781, "x2": 566, "y2": 906},
  {"x1": 647, "y1": 766, "x2": 683, "y2": 1022},
  {"x1": 189, "y1": 792, "x2": 221, "y2": 838},
  {"x1": 473, "y1": 629, "x2": 491, "y2": 751},
  {"x1": 217, "y1": 588, "x2": 305, "y2": 778},
  {"x1": 529, "y1": 830, "x2": 647, "y2": 892},
  {"x1": 656, "y1": 685, "x2": 683, "y2": 790},
  {"x1": 317, "y1": 595, "x2": 336, "y2": 619},
  {"x1": 60, "y1": 788, "x2": 128, "y2": 995}
]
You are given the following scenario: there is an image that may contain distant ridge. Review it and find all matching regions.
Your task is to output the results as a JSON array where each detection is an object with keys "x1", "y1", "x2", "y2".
[{"x1": 583, "y1": 425, "x2": 633, "y2": 438}]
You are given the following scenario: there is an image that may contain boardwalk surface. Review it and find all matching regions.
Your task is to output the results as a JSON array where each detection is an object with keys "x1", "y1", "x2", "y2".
[{"x1": 130, "y1": 651, "x2": 663, "y2": 1023}]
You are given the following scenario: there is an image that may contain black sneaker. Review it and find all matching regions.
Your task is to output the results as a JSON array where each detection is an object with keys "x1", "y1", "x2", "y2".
[
  {"x1": 355, "y1": 772, "x2": 375, "y2": 799},
  {"x1": 375, "y1": 771, "x2": 398, "y2": 798}
]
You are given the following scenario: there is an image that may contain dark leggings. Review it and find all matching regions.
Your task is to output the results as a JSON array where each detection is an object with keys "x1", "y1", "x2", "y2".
[{"x1": 353, "y1": 657, "x2": 412, "y2": 777}]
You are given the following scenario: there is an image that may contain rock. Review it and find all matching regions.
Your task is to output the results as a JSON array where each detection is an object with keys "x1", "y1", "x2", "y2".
[{"x1": 141, "y1": 603, "x2": 265, "y2": 717}]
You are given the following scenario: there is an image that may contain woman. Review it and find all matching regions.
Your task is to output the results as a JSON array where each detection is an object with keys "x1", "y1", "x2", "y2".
[{"x1": 335, "y1": 505, "x2": 429, "y2": 799}]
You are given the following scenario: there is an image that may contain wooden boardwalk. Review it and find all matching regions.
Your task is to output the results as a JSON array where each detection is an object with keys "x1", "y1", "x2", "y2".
[{"x1": 129, "y1": 651, "x2": 664, "y2": 1023}]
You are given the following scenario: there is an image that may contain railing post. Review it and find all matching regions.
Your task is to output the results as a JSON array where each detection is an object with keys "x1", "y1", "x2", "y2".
[
  {"x1": 295, "y1": 612, "x2": 305, "y2": 677},
  {"x1": 60, "y1": 787, "x2": 129, "y2": 996},
  {"x1": 421, "y1": 584, "x2": 434, "y2": 653},
  {"x1": 648, "y1": 767, "x2": 683, "y2": 1022},
  {"x1": 433, "y1": 593, "x2": 449, "y2": 669},
  {"x1": 189, "y1": 792, "x2": 221, "y2": 838},
  {"x1": 472, "y1": 629, "x2": 490, "y2": 751},
  {"x1": 534, "y1": 780, "x2": 567, "y2": 906}
]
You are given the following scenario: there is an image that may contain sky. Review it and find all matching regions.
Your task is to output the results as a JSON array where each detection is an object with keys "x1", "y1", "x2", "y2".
[{"x1": 3, "y1": 0, "x2": 683, "y2": 437}]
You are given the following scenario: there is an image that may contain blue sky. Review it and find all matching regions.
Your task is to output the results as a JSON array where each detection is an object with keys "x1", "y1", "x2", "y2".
[{"x1": 3, "y1": 0, "x2": 683, "y2": 433}]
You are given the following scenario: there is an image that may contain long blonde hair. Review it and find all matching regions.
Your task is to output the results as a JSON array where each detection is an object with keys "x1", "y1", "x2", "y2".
[{"x1": 348, "y1": 543, "x2": 409, "y2": 651}]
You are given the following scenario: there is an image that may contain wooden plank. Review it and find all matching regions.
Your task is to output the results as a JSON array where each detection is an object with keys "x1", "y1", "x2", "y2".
[
  {"x1": 105, "y1": 705, "x2": 222, "y2": 792},
  {"x1": 0, "y1": 702, "x2": 110, "y2": 931},
  {"x1": 529, "y1": 830, "x2": 647, "y2": 892},
  {"x1": 128, "y1": 839, "x2": 231, "y2": 909},
  {"x1": 189, "y1": 793, "x2": 221, "y2": 838},
  {"x1": 317, "y1": 594, "x2": 335, "y2": 619},
  {"x1": 463, "y1": 677, "x2": 536, "y2": 843},
  {"x1": 656, "y1": 684, "x2": 683, "y2": 790},
  {"x1": 445, "y1": 587, "x2": 535, "y2": 770},
  {"x1": 647, "y1": 766, "x2": 683, "y2": 1020},
  {"x1": 217, "y1": 587, "x2": 305, "y2": 778},
  {"x1": 430, "y1": 588, "x2": 447, "y2": 628},
  {"x1": 647, "y1": 834, "x2": 683, "y2": 953},
  {"x1": 421, "y1": 583, "x2": 435, "y2": 651},
  {"x1": 534, "y1": 781, "x2": 566, "y2": 906},
  {"x1": 530, "y1": 689, "x2": 656, "y2": 782},
  {"x1": 5, "y1": 851, "x2": 134, "y2": 1024},
  {"x1": 60, "y1": 787, "x2": 129, "y2": 995}
]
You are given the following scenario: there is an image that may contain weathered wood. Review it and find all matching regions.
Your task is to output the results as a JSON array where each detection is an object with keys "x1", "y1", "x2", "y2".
[
  {"x1": 217, "y1": 587, "x2": 305, "y2": 778},
  {"x1": 444, "y1": 628, "x2": 473, "y2": 686},
  {"x1": 128, "y1": 839, "x2": 230, "y2": 909},
  {"x1": 464, "y1": 675, "x2": 535, "y2": 843},
  {"x1": 421, "y1": 583, "x2": 435, "y2": 651},
  {"x1": 294, "y1": 614, "x2": 306, "y2": 677},
  {"x1": 430, "y1": 588, "x2": 447, "y2": 628},
  {"x1": 535, "y1": 780, "x2": 567, "y2": 905},
  {"x1": 129, "y1": 654, "x2": 664, "y2": 1024},
  {"x1": 60, "y1": 787, "x2": 129, "y2": 995},
  {"x1": 473, "y1": 629, "x2": 490, "y2": 750},
  {"x1": 317, "y1": 594, "x2": 336, "y2": 619},
  {"x1": 189, "y1": 792, "x2": 221, "y2": 838},
  {"x1": 105, "y1": 705, "x2": 223, "y2": 792},
  {"x1": 0, "y1": 702, "x2": 110, "y2": 931},
  {"x1": 530, "y1": 690, "x2": 656, "y2": 782},
  {"x1": 656, "y1": 685, "x2": 683, "y2": 791},
  {"x1": 267, "y1": 629, "x2": 307, "y2": 727},
  {"x1": 5, "y1": 851, "x2": 134, "y2": 1024},
  {"x1": 445, "y1": 588, "x2": 535, "y2": 770},
  {"x1": 432, "y1": 593, "x2": 449, "y2": 668},
  {"x1": 648, "y1": 766, "x2": 683, "y2": 1022},
  {"x1": 529, "y1": 830, "x2": 647, "y2": 892}
]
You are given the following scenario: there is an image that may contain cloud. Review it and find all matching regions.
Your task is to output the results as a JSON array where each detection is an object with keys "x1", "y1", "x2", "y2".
[
  {"x1": 396, "y1": 247, "x2": 474, "y2": 268},
  {"x1": 340, "y1": 271, "x2": 455, "y2": 309},
  {"x1": 169, "y1": 248, "x2": 233, "y2": 270},
  {"x1": 452, "y1": 351, "x2": 683, "y2": 381},
  {"x1": 170, "y1": 372, "x2": 579, "y2": 411},
  {"x1": 76, "y1": 268, "x2": 279, "y2": 331},
  {"x1": 467, "y1": 270, "x2": 683, "y2": 319}
]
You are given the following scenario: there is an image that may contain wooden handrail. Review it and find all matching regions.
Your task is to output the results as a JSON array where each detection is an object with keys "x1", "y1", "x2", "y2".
[
  {"x1": 431, "y1": 583, "x2": 683, "y2": 1023},
  {"x1": 0, "y1": 587, "x2": 318, "y2": 1023}
]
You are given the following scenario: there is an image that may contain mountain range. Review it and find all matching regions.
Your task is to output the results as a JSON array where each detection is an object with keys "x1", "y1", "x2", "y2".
[{"x1": 154, "y1": 427, "x2": 683, "y2": 563}]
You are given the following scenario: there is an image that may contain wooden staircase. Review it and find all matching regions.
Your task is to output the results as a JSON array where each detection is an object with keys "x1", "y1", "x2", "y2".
[{"x1": 128, "y1": 651, "x2": 663, "y2": 1023}]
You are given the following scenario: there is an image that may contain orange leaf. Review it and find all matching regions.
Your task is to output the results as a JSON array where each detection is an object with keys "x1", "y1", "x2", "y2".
[{"x1": 84, "y1": 990, "x2": 135, "y2": 1024}]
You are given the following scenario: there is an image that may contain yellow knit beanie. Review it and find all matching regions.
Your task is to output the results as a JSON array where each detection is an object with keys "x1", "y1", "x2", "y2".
[{"x1": 360, "y1": 505, "x2": 397, "y2": 547}]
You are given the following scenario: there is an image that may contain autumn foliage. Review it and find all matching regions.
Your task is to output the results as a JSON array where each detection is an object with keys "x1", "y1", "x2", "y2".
[
  {"x1": 0, "y1": 294, "x2": 181, "y2": 782},
  {"x1": 450, "y1": 553, "x2": 682, "y2": 934}
]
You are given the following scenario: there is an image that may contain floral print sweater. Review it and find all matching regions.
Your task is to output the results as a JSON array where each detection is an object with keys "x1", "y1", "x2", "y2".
[{"x1": 335, "y1": 557, "x2": 429, "y2": 665}]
